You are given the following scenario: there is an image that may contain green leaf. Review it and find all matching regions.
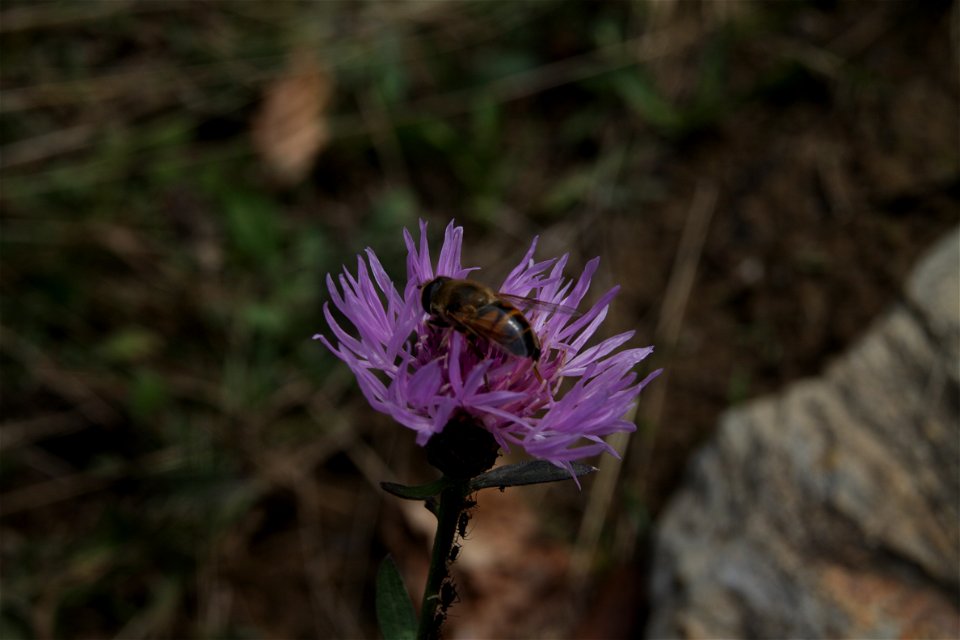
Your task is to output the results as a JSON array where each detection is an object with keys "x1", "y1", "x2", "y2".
[
  {"x1": 376, "y1": 555, "x2": 416, "y2": 640},
  {"x1": 612, "y1": 69, "x2": 683, "y2": 133},
  {"x1": 380, "y1": 478, "x2": 450, "y2": 501},
  {"x1": 222, "y1": 192, "x2": 281, "y2": 264},
  {"x1": 129, "y1": 369, "x2": 169, "y2": 423},
  {"x1": 469, "y1": 460, "x2": 595, "y2": 491},
  {"x1": 97, "y1": 327, "x2": 161, "y2": 363},
  {"x1": 239, "y1": 302, "x2": 286, "y2": 336}
]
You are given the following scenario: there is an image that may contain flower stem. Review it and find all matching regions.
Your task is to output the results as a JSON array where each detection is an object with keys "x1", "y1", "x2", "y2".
[{"x1": 417, "y1": 479, "x2": 469, "y2": 640}]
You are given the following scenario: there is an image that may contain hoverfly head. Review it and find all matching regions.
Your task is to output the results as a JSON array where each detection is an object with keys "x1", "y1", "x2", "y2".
[{"x1": 420, "y1": 276, "x2": 450, "y2": 314}]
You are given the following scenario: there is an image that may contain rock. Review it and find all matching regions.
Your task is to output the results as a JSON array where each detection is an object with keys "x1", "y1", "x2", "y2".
[{"x1": 647, "y1": 229, "x2": 960, "y2": 639}]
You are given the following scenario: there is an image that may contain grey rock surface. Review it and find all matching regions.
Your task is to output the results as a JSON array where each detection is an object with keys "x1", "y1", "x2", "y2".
[{"x1": 647, "y1": 229, "x2": 960, "y2": 639}]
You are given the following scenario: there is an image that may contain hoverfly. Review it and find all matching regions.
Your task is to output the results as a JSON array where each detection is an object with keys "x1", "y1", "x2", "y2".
[{"x1": 419, "y1": 276, "x2": 578, "y2": 364}]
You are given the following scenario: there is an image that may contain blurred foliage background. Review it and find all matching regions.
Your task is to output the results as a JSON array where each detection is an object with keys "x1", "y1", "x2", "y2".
[{"x1": 1, "y1": 1, "x2": 956, "y2": 638}]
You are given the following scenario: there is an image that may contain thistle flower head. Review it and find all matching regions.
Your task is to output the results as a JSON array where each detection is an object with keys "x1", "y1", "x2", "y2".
[{"x1": 315, "y1": 220, "x2": 660, "y2": 475}]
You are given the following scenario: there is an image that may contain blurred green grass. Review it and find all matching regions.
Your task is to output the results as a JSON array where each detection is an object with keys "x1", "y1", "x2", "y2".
[{"x1": 2, "y1": 0, "x2": 957, "y2": 637}]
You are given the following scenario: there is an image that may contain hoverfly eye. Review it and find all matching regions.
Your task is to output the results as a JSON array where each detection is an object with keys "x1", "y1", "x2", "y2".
[{"x1": 420, "y1": 278, "x2": 441, "y2": 313}]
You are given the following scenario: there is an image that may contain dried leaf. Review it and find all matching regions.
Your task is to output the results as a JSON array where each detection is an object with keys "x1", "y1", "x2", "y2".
[{"x1": 251, "y1": 52, "x2": 333, "y2": 185}]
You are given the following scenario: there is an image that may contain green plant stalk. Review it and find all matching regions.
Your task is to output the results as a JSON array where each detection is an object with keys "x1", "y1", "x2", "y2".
[{"x1": 416, "y1": 479, "x2": 469, "y2": 640}]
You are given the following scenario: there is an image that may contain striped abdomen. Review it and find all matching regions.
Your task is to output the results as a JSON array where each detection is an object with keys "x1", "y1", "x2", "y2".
[{"x1": 475, "y1": 301, "x2": 541, "y2": 361}]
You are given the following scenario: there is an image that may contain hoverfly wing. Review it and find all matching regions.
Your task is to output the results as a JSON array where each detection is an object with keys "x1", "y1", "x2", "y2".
[
  {"x1": 497, "y1": 293, "x2": 582, "y2": 318},
  {"x1": 444, "y1": 304, "x2": 540, "y2": 360},
  {"x1": 443, "y1": 307, "x2": 503, "y2": 343}
]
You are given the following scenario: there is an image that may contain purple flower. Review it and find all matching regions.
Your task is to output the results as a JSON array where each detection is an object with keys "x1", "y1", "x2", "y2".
[{"x1": 315, "y1": 220, "x2": 660, "y2": 474}]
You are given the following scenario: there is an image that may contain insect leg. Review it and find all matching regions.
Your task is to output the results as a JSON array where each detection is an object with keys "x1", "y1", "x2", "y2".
[{"x1": 533, "y1": 363, "x2": 544, "y2": 384}]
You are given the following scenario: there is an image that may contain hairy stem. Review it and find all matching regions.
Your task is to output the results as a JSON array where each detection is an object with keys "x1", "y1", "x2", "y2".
[{"x1": 417, "y1": 480, "x2": 469, "y2": 640}]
